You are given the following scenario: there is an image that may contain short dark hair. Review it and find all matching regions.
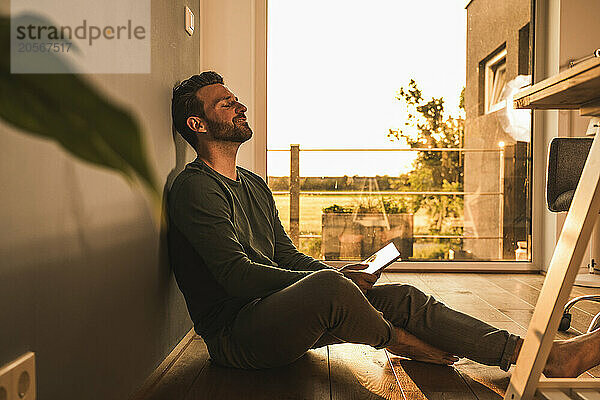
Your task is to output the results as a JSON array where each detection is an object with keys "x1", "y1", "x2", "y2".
[{"x1": 171, "y1": 71, "x2": 224, "y2": 148}]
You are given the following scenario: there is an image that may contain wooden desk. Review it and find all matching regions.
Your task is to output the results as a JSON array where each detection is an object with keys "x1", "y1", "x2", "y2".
[
  {"x1": 513, "y1": 57, "x2": 600, "y2": 116},
  {"x1": 504, "y1": 57, "x2": 600, "y2": 400}
]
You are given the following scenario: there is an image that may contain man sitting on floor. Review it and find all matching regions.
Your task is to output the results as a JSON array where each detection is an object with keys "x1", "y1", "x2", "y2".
[{"x1": 167, "y1": 71, "x2": 600, "y2": 377}]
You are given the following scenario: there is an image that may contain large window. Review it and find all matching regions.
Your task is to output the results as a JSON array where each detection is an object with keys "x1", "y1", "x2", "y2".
[{"x1": 267, "y1": 0, "x2": 533, "y2": 265}]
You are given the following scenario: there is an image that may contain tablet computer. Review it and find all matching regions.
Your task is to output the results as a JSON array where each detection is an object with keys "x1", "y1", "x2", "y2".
[{"x1": 361, "y1": 242, "x2": 402, "y2": 275}]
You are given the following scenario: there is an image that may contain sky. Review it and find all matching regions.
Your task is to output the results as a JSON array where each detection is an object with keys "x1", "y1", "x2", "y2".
[{"x1": 267, "y1": 1, "x2": 466, "y2": 177}]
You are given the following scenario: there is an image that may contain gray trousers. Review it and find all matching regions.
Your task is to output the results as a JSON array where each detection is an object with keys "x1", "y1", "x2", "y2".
[{"x1": 204, "y1": 270, "x2": 520, "y2": 371}]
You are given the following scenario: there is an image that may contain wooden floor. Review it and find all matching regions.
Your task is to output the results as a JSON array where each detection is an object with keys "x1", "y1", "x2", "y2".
[{"x1": 138, "y1": 273, "x2": 600, "y2": 400}]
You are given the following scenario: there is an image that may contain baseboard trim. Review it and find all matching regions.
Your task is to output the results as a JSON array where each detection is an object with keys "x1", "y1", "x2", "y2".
[
  {"x1": 327, "y1": 260, "x2": 540, "y2": 273},
  {"x1": 129, "y1": 328, "x2": 197, "y2": 400}
]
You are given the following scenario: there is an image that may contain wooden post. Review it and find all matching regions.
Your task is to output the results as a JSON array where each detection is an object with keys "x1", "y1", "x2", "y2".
[
  {"x1": 499, "y1": 147, "x2": 505, "y2": 260},
  {"x1": 290, "y1": 144, "x2": 300, "y2": 247}
]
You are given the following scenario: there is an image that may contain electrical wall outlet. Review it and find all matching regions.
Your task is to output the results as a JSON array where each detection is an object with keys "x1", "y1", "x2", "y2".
[
  {"x1": 0, "y1": 369, "x2": 14, "y2": 400},
  {"x1": 0, "y1": 353, "x2": 36, "y2": 400}
]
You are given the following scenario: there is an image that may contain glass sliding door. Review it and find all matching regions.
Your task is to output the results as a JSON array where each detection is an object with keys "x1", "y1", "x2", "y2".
[{"x1": 267, "y1": 0, "x2": 534, "y2": 266}]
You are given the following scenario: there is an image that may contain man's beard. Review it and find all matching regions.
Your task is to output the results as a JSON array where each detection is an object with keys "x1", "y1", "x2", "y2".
[{"x1": 206, "y1": 118, "x2": 253, "y2": 143}]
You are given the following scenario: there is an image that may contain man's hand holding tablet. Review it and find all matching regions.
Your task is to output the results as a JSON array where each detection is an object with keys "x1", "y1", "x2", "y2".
[
  {"x1": 361, "y1": 242, "x2": 402, "y2": 274},
  {"x1": 339, "y1": 242, "x2": 402, "y2": 294}
]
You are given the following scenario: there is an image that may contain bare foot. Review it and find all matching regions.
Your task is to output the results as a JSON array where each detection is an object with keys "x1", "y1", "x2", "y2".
[
  {"x1": 544, "y1": 329, "x2": 600, "y2": 377},
  {"x1": 386, "y1": 327, "x2": 459, "y2": 366}
]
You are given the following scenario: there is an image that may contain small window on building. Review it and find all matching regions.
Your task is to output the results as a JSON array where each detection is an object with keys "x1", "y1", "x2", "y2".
[
  {"x1": 518, "y1": 23, "x2": 531, "y2": 75},
  {"x1": 484, "y1": 48, "x2": 507, "y2": 114}
]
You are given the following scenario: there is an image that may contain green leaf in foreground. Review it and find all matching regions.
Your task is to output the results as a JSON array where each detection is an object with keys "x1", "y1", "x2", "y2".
[{"x1": 0, "y1": 15, "x2": 158, "y2": 196}]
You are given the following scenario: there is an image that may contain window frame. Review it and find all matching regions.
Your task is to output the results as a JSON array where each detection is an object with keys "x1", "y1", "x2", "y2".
[
  {"x1": 266, "y1": 1, "x2": 543, "y2": 272},
  {"x1": 484, "y1": 48, "x2": 508, "y2": 114}
]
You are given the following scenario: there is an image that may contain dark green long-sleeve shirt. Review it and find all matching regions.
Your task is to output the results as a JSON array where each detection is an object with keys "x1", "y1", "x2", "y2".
[{"x1": 167, "y1": 158, "x2": 335, "y2": 338}]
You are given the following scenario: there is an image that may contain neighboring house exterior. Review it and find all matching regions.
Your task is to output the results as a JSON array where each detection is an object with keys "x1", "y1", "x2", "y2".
[{"x1": 464, "y1": 0, "x2": 532, "y2": 260}]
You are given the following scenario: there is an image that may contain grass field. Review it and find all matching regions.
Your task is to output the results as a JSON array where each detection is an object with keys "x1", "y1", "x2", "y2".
[
  {"x1": 273, "y1": 194, "x2": 431, "y2": 234},
  {"x1": 273, "y1": 194, "x2": 459, "y2": 260}
]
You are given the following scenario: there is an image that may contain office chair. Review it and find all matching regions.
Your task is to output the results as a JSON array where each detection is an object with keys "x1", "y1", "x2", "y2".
[{"x1": 546, "y1": 137, "x2": 600, "y2": 332}]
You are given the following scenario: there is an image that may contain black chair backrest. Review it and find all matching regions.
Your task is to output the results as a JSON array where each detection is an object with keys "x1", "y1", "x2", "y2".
[{"x1": 547, "y1": 137, "x2": 593, "y2": 212}]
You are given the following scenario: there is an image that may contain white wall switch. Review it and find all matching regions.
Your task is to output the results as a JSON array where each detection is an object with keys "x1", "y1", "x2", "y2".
[
  {"x1": 185, "y1": 6, "x2": 194, "y2": 36},
  {"x1": 0, "y1": 352, "x2": 36, "y2": 400}
]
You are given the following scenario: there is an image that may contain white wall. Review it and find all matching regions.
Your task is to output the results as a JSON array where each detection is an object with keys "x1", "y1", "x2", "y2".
[
  {"x1": 199, "y1": 0, "x2": 267, "y2": 178},
  {"x1": 558, "y1": 0, "x2": 600, "y2": 140},
  {"x1": 534, "y1": 0, "x2": 560, "y2": 272}
]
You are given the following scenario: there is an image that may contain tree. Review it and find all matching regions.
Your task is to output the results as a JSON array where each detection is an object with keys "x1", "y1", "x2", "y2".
[{"x1": 387, "y1": 80, "x2": 465, "y2": 235}]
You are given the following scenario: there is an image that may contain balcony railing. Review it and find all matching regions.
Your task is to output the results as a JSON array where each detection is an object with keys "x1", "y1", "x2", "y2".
[{"x1": 267, "y1": 145, "x2": 508, "y2": 260}]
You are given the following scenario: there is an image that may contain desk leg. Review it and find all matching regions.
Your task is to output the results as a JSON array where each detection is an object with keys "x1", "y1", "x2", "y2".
[{"x1": 504, "y1": 133, "x2": 600, "y2": 400}]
